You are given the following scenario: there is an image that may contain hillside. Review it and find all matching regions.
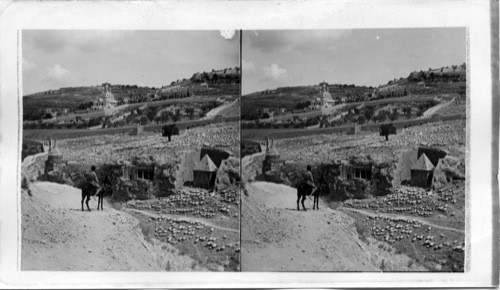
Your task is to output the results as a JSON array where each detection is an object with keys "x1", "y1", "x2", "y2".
[
  {"x1": 23, "y1": 67, "x2": 240, "y2": 133},
  {"x1": 23, "y1": 86, "x2": 107, "y2": 118},
  {"x1": 23, "y1": 67, "x2": 240, "y2": 122},
  {"x1": 241, "y1": 64, "x2": 466, "y2": 121}
]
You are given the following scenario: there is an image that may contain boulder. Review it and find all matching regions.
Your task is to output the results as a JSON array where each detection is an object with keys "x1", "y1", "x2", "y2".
[
  {"x1": 214, "y1": 157, "x2": 240, "y2": 192},
  {"x1": 432, "y1": 155, "x2": 465, "y2": 189}
]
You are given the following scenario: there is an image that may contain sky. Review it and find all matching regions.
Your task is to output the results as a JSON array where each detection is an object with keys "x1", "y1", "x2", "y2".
[
  {"x1": 242, "y1": 28, "x2": 466, "y2": 95},
  {"x1": 23, "y1": 30, "x2": 239, "y2": 95}
]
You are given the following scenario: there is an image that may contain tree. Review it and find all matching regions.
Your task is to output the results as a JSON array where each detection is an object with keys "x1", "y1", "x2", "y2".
[
  {"x1": 146, "y1": 107, "x2": 157, "y2": 121},
  {"x1": 390, "y1": 108, "x2": 398, "y2": 121},
  {"x1": 363, "y1": 105, "x2": 375, "y2": 120},
  {"x1": 379, "y1": 123, "x2": 396, "y2": 141},
  {"x1": 158, "y1": 111, "x2": 172, "y2": 123},
  {"x1": 403, "y1": 106, "x2": 412, "y2": 119},
  {"x1": 377, "y1": 109, "x2": 389, "y2": 122},
  {"x1": 185, "y1": 108, "x2": 195, "y2": 120},
  {"x1": 172, "y1": 109, "x2": 181, "y2": 122},
  {"x1": 139, "y1": 115, "x2": 149, "y2": 125},
  {"x1": 356, "y1": 115, "x2": 367, "y2": 125},
  {"x1": 162, "y1": 124, "x2": 179, "y2": 141}
]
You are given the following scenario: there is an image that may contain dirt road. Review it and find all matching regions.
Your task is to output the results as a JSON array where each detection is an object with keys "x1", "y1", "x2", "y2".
[
  {"x1": 22, "y1": 182, "x2": 202, "y2": 271},
  {"x1": 422, "y1": 97, "x2": 455, "y2": 117},
  {"x1": 241, "y1": 182, "x2": 382, "y2": 271},
  {"x1": 204, "y1": 99, "x2": 238, "y2": 119}
]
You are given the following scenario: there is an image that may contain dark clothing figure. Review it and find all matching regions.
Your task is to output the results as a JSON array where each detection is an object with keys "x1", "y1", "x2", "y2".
[
  {"x1": 304, "y1": 171, "x2": 316, "y2": 191},
  {"x1": 297, "y1": 165, "x2": 319, "y2": 210},
  {"x1": 304, "y1": 166, "x2": 317, "y2": 201},
  {"x1": 89, "y1": 171, "x2": 100, "y2": 191},
  {"x1": 82, "y1": 166, "x2": 100, "y2": 212}
]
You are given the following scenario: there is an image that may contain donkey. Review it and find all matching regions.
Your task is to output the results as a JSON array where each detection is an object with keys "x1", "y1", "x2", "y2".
[
  {"x1": 96, "y1": 187, "x2": 104, "y2": 211},
  {"x1": 296, "y1": 183, "x2": 319, "y2": 211},
  {"x1": 81, "y1": 182, "x2": 97, "y2": 211}
]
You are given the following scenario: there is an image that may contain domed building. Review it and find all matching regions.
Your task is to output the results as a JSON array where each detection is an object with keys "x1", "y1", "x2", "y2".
[{"x1": 319, "y1": 82, "x2": 336, "y2": 109}]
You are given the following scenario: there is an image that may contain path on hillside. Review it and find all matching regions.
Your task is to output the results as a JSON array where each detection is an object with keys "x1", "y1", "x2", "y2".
[
  {"x1": 422, "y1": 97, "x2": 455, "y2": 117},
  {"x1": 342, "y1": 207, "x2": 464, "y2": 233},
  {"x1": 22, "y1": 182, "x2": 201, "y2": 271},
  {"x1": 125, "y1": 208, "x2": 239, "y2": 233},
  {"x1": 204, "y1": 99, "x2": 238, "y2": 119},
  {"x1": 241, "y1": 182, "x2": 380, "y2": 271}
]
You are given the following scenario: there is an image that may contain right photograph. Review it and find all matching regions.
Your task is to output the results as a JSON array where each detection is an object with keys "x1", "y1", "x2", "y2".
[{"x1": 240, "y1": 29, "x2": 467, "y2": 272}]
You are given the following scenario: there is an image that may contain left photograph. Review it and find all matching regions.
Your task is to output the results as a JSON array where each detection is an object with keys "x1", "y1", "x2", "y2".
[{"x1": 21, "y1": 30, "x2": 241, "y2": 271}]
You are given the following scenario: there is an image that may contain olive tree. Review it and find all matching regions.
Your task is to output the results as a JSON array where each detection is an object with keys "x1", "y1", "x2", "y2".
[{"x1": 379, "y1": 123, "x2": 396, "y2": 141}]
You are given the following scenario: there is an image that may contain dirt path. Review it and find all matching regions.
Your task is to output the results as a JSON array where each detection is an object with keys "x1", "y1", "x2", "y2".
[
  {"x1": 342, "y1": 207, "x2": 464, "y2": 233},
  {"x1": 241, "y1": 182, "x2": 382, "y2": 271},
  {"x1": 204, "y1": 100, "x2": 237, "y2": 119},
  {"x1": 125, "y1": 208, "x2": 239, "y2": 233},
  {"x1": 422, "y1": 97, "x2": 455, "y2": 117},
  {"x1": 22, "y1": 182, "x2": 202, "y2": 271}
]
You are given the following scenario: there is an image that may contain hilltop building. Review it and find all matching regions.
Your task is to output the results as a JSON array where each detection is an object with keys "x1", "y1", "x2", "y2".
[
  {"x1": 319, "y1": 82, "x2": 336, "y2": 109},
  {"x1": 104, "y1": 90, "x2": 118, "y2": 116}
]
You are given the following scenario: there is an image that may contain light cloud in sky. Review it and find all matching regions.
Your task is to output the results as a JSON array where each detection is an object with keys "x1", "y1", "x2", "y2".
[
  {"x1": 23, "y1": 30, "x2": 239, "y2": 95},
  {"x1": 247, "y1": 30, "x2": 352, "y2": 53},
  {"x1": 30, "y1": 30, "x2": 134, "y2": 54},
  {"x1": 43, "y1": 64, "x2": 71, "y2": 85},
  {"x1": 263, "y1": 63, "x2": 287, "y2": 80},
  {"x1": 242, "y1": 29, "x2": 466, "y2": 95},
  {"x1": 23, "y1": 58, "x2": 36, "y2": 74},
  {"x1": 242, "y1": 59, "x2": 255, "y2": 72}
]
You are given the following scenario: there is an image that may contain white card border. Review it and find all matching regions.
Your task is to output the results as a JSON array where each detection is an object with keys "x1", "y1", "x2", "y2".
[{"x1": 0, "y1": 0, "x2": 496, "y2": 288}]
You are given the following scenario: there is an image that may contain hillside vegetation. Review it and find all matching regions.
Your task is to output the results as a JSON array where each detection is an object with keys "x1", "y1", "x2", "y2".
[
  {"x1": 23, "y1": 67, "x2": 240, "y2": 131},
  {"x1": 241, "y1": 64, "x2": 466, "y2": 123}
]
